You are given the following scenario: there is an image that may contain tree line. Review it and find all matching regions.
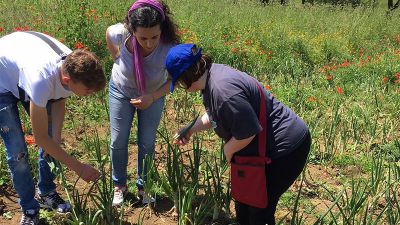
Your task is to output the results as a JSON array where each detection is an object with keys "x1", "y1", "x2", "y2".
[{"x1": 259, "y1": 0, "x2": 400, "y2": 10}]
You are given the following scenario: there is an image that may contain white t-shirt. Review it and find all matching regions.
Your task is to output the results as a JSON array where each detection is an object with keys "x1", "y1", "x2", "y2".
[
  {"x1": 0, "y1": 32, "x2": 72, "y2": 107},
  {"x1": 108, "y1": 23, "x2": 174, "y2": 98}
]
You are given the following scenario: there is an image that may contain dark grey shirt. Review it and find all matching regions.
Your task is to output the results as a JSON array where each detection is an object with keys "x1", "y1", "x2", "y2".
[{"x1": 202, "y1": 64, "x2": 309, "y2": 159}]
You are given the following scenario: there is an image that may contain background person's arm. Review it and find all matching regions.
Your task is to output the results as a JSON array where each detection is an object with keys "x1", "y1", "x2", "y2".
[{"x1": 30, "y1": 101, "x2": 100, "y2": 182}]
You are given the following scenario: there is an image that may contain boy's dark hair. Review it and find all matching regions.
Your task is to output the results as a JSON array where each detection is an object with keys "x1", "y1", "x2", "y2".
[
  {"x1": 63, "y1": 49, "x2": 106, "y2": 92},
  {"x1": 179, "y1": 53, "x2": 212, "y2": 88},
  {"x1": 124, "y1": 0, "x2": 180, "y2": 44}
]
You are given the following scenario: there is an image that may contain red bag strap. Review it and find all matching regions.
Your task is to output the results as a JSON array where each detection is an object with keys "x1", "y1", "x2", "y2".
[{"x1": 256, "y1": 83, "x2": 267, "y2": 158}]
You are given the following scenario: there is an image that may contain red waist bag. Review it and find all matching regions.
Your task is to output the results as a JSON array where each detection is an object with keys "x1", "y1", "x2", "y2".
[{"x1": 230, "y1": 82, "x2": 271, "y2": 208}]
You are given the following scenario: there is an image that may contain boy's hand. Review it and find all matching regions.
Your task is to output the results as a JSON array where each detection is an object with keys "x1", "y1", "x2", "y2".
[{"x1": 76, "y1": 163, "x2": 101, "y2": 182}]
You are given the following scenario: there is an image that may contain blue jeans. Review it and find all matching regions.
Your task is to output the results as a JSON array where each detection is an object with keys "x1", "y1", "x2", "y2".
[
  {"x1": 109, "y1": 80, "x2": 164, "y2": 189},
  {"x1": 0, "y1": 92, "x2": 56, "y2": 214}
]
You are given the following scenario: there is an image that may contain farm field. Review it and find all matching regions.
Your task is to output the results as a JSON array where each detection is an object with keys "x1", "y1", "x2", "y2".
[{"x1": 0, "y1": 0, "x2": 399, "y2": 224}]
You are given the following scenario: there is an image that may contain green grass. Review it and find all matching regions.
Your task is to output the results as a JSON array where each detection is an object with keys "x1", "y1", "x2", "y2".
[{"x1": 0, "y1": 0, "x2": 400, "y2": 224}]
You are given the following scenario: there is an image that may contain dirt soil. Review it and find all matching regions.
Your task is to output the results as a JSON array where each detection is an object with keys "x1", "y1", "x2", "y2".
[
  {"x1": 0, "y1": 159, "x2": 338, "y2": 225},
  {"x1": 0, "y1": 108, "x2": 340, "y2": 225}
]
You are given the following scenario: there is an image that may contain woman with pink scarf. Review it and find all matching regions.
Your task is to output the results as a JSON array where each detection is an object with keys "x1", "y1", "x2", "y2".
[{"x1": 105, "y1": 0, "x2": 180, "y2": 206}]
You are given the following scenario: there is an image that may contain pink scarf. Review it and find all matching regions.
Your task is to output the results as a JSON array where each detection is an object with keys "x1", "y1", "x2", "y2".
[{"x1": 128, "y1": 0, "x2": 165, "y2": 95}]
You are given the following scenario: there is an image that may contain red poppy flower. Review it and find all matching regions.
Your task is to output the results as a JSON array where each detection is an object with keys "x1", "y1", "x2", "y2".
[
  {"x1": 75, "y1": 42, "x2": 85, "y2": 49},
  {"x1": 337, "y1": 86, "x2": 343, "y2": 94},
  {"x1": 307, "y1": 96, "x2": 316, "y2": 102},
  {"x1": 25, "y1": 135, "x2": 35, "y2": 145},
  {"x1": 359, "y1": 47, "x2": 364, "y2": 57},
  {"x1": 340, "y1": 60, "x2": 350, "y2": 68},
  {"x1": 231, "y1": 48, "x2": 237, "y2": 53}
]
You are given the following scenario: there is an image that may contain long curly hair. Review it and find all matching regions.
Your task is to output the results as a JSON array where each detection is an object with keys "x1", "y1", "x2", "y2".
[{"x1": 123, "y1": 0, "x2": 180, "y2": 44}]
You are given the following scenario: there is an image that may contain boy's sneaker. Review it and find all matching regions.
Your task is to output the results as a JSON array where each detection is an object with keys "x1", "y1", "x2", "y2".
[
  {"x1": 38, "y1": 191, "x2": 71, "y2": 213},
  {"x1": 112, "y1": 186, "x2": 127, "y2": 207},
  {"x1": 20, "y1": 210, "x2": 39, "y2": 225},
  {"x1": 137, "y1": 190, "x2": 155, "y2": 205}
]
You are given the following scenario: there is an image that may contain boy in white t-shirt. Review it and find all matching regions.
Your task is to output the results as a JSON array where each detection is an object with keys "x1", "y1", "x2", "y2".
[{"x1": 0, "y1": 31, "x2": 106, "y2": 225}]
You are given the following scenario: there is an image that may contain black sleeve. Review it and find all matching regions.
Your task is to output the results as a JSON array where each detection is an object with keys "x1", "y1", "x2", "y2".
[{"x1": 219, "y1": 94, "x2": 262, "y2": 140}]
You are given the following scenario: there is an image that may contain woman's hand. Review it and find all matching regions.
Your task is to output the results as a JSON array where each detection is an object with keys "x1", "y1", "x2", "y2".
[
  {"x1": 223, "y1": 135, "x2": 256, "y2": 163},
  {"x1": 130, "y1": 94, "x2": 154, "y2": 109},
  {"x1": 223, "y1": 147, "x2": 234, "y2": 163}
]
